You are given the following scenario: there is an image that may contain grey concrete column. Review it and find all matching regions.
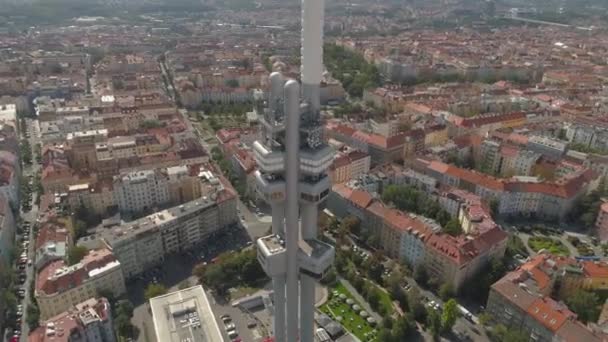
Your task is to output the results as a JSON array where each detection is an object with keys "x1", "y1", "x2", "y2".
[{"x1": 284, "y1": 80, "x2": 301, "y2": 342}]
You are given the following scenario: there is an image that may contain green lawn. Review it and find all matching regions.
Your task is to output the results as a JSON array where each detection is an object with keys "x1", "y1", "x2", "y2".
[
  {"x1": 528, "y1": 236, "x2": 570, "y2": 256},
  {"x1": 320, "y1": 282, "x2": 378, "y2": 342}
]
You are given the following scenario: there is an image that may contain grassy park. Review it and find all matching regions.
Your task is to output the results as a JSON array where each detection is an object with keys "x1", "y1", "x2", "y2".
[
  {"x1": 320, "y1": 281, "x2": 378, "y2": 341},
  {"x1": 528, "y1": 236, "x2": 570, "y2": 256}
]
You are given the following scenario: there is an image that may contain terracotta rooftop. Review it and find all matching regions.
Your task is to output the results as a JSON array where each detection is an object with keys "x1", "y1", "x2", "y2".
[
  {"x1": 36, "y1": 248, "x2": 117, "y2": 296},
  {"x1": 582, "y1": 261, "x2": 608, "y2": 279},
  {"x1": 527, "y1": 297, "x2": 575, "y2": 333}
]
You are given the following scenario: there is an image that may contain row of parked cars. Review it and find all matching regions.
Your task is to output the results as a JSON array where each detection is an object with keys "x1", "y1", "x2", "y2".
[{"x1": 9, "y1": 221, "x2": 33, "y2": 341}]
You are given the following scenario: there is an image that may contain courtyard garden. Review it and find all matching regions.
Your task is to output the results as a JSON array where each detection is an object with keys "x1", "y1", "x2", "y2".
[
  {"x1": 528, "y1": 236, "x2": 570, "y2": 256},
  {"x1": 320, "y1": 281, "x2": 378, "y2": 341}
]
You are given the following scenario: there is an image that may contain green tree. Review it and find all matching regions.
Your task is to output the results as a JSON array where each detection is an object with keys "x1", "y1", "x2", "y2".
[
  {"x1": 439, "y1": 282, "x2": 455, "y2": 301},
  {"x1": 489, "y1": 198, "x2": 499, "y2": 218},
  {"x1": 443, "y1": 219, "x2": 463, "y2": 236},
  {"x1": 427, "y1": 307, "x2": 442, "y2": 338},
  {"x1": 566, "y1": 289, "x2": 600, "y2": 323},
  {"x1": 140, "y1": 119, "x2": 164, "y2": 129},
  {"x1": 26, "y1": 304, "x2": 40, "y2": 330},
  {"x1": 366, "y1": 288, "x2": 380, "y2": 310},
  {"x1": 392, "y1": 315, "x2": 415, "y2": 339},
  {"x1": 408, "y1": 287, "x2": 427, "y2": 323},
  {"x1": 414, "y1": 266, "x2": 428, "y2": 287},
  {"x1": 441, "y1": 299, "x2": 459, "y2": 333},
  {"x1": 144, "y1": 284, "x2": 168, "y2": 301},
  {"x1": 67, "y1": 245, "x2": 88, "y2": 265},
  {"x1": 225, "y1": 79, "x2": 239, "y2": 88},
  {"x1": 492, "y1": 324, "x2": 528, "y2": 342},
  {"x1": 20, "y1": 139, "x2": 32, "y2": 165},
  {"x1": 116, "y1": 300, "x2": 134, "y2": 318}
]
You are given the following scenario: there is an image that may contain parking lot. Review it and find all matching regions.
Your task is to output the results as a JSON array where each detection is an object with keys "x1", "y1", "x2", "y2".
[{"x1": 128, "y1": 222, "x2": 256, "y2": 342}]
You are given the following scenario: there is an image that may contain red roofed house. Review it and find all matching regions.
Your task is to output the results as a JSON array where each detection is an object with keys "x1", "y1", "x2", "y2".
[
  {"x1": 424, "y1": 225, "x2": 507, "y2": 291},
  {"x1": 34, "y1": 212, "x2": 73, "y2": 270},
  {"x1": 367, "y1": 132, "x2": 406, "y2": 165},
  {"x1": 447, "y1": 112, "x2": 526, "y2": 137},
  {"x1": 28, "y1": 297, "x2": 115, "y2": 342},
  {"x1": 329, "y1": 150, "x2": 371, "y2": 184},
  {"x1": 416, "y1": 158, "x2": 597, "y2": 219},
  {"x1": 36, "y1": 248, "x2": 126, "y2": 320},
  {"x1": 329, "y1": 183, "x2": 508, "y2": 291},
  {"x1": 487, "y1": 254, "x2": 606, "y2": 342},
  {"x1": 230, "y1": 146, "x2": 257, "y2": 198}
]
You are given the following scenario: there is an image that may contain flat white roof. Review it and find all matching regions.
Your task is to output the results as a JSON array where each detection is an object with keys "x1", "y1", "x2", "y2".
[{"x1": 150, "y1": 285, "x2": 223, "y2": 342}]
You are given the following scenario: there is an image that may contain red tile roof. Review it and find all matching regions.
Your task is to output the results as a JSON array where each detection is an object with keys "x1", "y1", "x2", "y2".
[
  {"x1": 332, "y1": 184, "x2": 353, "y2": 200},
  {"x1": 454, "y1": 112, "x2": 526, "y2": 128},
  {"x1": 582, "y1": 261, "x2": 608, "y2": 278},
  {"x1": 331, "y1": 124, "x2": 356, "y2": 137},
  {"x1": 425, "y1": 160, "x2": 595, "y2": 198},
  {"x1": 349, "y1": 189, "x2": 373, "y2": 209},
  {"x1": 331, "y1": 155, "x2": 350, "y2": 170},
  {"x1": 28, "y1": 298, "x2": 111, "y2": 342},
  {"x1": 36, "y1": 248, "x2": 116, "y2": 296},
  {"x1": 384, "y1": 209, "x2": 433, "y2": 240},
  {"x1": 527, "y1": 297, "x2": 575, "y2": 332},
  {"x1": 35, "y1": 220, "x2": 69, "y2": 250}
]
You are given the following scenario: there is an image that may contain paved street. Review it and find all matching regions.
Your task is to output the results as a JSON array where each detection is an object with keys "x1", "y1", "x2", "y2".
[
  {"x1": 2, "y1": 118, "x2": 42, "y2": 342},
  {"x1": 18, "y1": 119, "x2": 42, "y2": 342}
]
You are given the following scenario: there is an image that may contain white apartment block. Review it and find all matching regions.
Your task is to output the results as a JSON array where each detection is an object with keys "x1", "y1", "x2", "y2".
[
  {"x1": 101, "y1": 189, "x2": 237, "y2": 279},
  {"x1": 113, "y1": 169, "x2": 169, "y2": 214}
]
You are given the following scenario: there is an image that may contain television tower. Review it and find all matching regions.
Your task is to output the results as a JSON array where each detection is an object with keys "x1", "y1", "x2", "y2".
[{"x1": 254, "y1": 0, "x2": 335, "y2": 341}]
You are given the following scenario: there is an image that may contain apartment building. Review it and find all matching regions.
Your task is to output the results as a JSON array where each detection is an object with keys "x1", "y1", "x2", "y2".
[
  {"x1": 113, "y1": 169, "x2": 169, "y2": 215},
  {"x1": 565, "y1": 118, "x2": 608, "y2": 152},
  {"x1": 0, "y1": 151, "x2": 20, "y2": 210},
  {"x1": 487, "y1": 255, "x2": 606, "y2": 342},
  {"x1": 480, "y1": 140, "x2": 501, "y2": 174},
  {"x1": 40, "y1": 116, "x2": 105, "y2": 143},
  {"x1": 425, "y1": 225, "x2": 507, "y2": 291},
  {"x1": 329, "y1": 183, "x2": 507, "y2": 292},
  {"x1": 527, "y1": 135, "x2": 567, "y2": 161},
  {"x1": 67, "y1": 181, "x2": 115, "y2": 217},
  {"x1": 100, "y1": 178, "x2": 237, "y2": 279},
  {"x1": 0, "y1": 194, "x2": 15, "y2": 268},
  {"x1": 324, "y1": 123, "x2": 406, "y2": 165},
  {"x1": 35, "y1": 248, "x2": 126, "y2": 320},
  {"x1": 415, "y1": 158, "x2": 597, "y2": 219},
  {"x1": 381, "y1": 207, "x2": 437, "y2": 267},
  {"x1": 29, "y1": 297, "x2": 116, "y2": 342},
  {"x1": 447, "y1": 112, "x2": 526, "y2": 137},
  {"x1": 34, "y1": 212, "x2": 73, "y2": 270},
  {"x1": 368, "y1": 117, "x2": 401, "y2": 138},
  {"x1": 66, "y1": 129, "x2": 109, "y2": 170},
  {"x1": 329, "y1": 150, "x2": 371, "y2": 184}
]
